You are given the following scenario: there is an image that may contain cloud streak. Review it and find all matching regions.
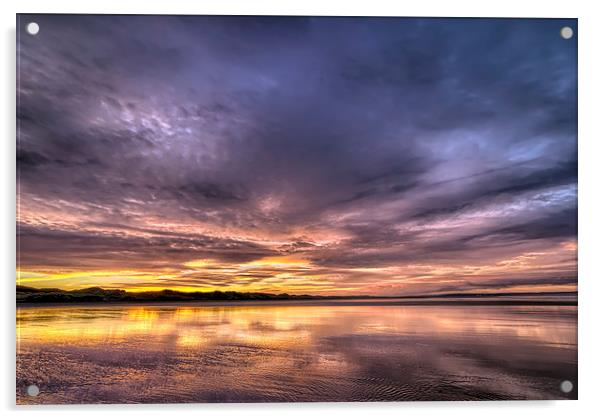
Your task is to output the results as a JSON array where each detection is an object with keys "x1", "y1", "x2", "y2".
[{"x1": 17, "y1": 15, "x2": 577, "y2": 295}]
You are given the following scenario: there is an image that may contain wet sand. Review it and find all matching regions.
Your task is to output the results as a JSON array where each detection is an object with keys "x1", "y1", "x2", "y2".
[{"x1": 16, "y1": 301, "x2": 577, "y2": 403}]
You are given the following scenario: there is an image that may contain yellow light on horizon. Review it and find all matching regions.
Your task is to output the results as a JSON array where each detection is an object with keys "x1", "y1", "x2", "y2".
[
  {"x1": 183, "y1": 259, "x2": 214, "y2": 268},
  {"x1": 240, "y1": 255, "x2": 310, "y2": 268}
]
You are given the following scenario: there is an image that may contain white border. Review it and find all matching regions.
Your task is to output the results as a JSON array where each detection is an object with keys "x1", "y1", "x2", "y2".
[{"x1": 3, "y1": 1, "x2": 601, "y2": 418}]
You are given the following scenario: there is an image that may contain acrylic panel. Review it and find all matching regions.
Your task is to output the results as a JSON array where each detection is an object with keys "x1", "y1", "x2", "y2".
[{"x1": 16, "y1": 15, "x2": 577, "y2": 404}]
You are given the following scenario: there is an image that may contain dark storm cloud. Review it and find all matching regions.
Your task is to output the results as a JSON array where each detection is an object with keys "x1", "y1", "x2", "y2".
[
  {"x1": 18, "y1": 223, "x2": 277, "y2": 270},
  {"x1": 409, "y1": 154, "x2": 577, "y2": 221},
  {"x1": 17, "y1": 15, "x2": 577, "y2": 293},
  {"x1": 471, "y1": 207, "x2": 578, "y2": 242}
]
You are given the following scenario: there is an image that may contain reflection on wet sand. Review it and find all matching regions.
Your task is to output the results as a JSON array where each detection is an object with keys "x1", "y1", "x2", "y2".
[{"x1": 16, "y1": 302, "x2": 577, "y2": 403}]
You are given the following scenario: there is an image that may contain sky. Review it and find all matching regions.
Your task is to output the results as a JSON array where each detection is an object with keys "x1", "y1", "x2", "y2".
[{"x1": 17, "y1": 15, "x2": 577, "y2": 296}]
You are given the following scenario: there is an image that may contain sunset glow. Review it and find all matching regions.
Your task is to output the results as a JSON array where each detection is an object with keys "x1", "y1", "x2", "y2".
[{"x1": 17, "y1": 16, "x2": 577, "y2": 296}]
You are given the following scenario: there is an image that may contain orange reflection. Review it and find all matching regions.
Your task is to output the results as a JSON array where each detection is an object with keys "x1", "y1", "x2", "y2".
[{"x1": 17, "y1": 303, "x2": 576, "y2": 351}]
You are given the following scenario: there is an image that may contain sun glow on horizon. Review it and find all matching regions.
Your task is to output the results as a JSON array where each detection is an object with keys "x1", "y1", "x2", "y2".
[{"x1": 16, "y1": 238, "x2": 577, "y2": 296}]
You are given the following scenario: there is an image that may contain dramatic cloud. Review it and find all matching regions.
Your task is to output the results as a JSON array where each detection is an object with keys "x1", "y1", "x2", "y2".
[{"x1": 17, "y1": 15, "x2": 577, "y2": 295}]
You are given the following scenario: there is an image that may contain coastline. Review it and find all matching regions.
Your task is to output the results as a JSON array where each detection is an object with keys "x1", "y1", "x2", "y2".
[{"x1": 16, "y1": 297, "x2": 578, "y2": 309}]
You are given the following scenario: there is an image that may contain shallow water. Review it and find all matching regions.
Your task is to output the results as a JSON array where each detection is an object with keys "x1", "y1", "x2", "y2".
[{"x1": 16, "y1": 301, "x2": 577, "y2": 404}]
